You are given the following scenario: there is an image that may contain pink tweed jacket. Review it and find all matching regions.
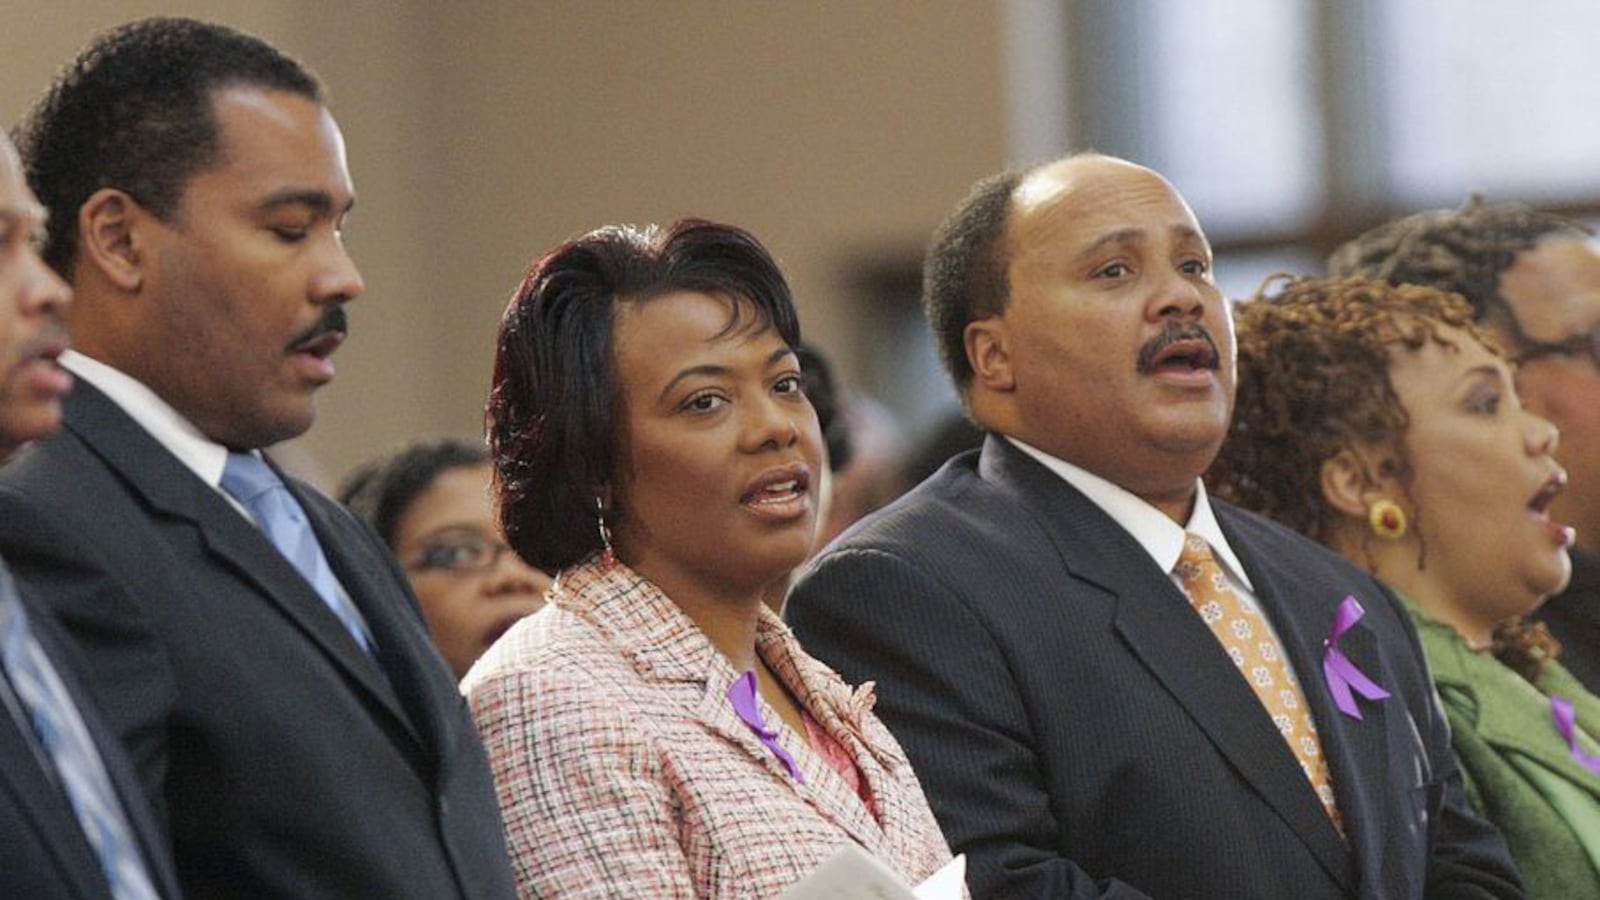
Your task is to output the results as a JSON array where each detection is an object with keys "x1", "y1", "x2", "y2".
[{"x1": 463, "y1": 556, "x2": 957, "y2": 898}]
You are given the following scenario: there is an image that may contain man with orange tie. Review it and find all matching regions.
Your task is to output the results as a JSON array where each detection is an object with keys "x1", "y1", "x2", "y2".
[
  {"x1": 0, "y1": 129, "x2": 179, "y2": 900},
  {"x1": 788, "y1": 153, "x2": 1525, "y2": 898}
]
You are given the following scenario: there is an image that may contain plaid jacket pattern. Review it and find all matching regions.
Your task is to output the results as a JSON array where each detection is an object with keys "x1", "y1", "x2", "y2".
[{"x1": 464, "y1": 556, "x2": 956, "y2": 898}]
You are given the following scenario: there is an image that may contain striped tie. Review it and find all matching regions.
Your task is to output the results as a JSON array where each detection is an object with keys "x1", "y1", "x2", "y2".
[{"x1": 0, "y1": 561, "x2": 162, "y2": 900}]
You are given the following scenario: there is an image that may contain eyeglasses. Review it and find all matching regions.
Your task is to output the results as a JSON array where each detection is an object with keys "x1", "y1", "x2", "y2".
[{"x1": 404, "y1": 529, "x2": 517, "y2": 574}]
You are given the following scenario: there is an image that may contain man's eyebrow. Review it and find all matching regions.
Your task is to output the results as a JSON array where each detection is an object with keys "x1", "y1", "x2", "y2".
[
  {"x1": 258, "y1": 189, "x2": 355, "y2": 217},
  {"x1": 1074, "y1": 227, "x2": 1144, "y2": 263},
  {"x1": 1171, "y1": 224, "x2": 1208, "y2": 248}
]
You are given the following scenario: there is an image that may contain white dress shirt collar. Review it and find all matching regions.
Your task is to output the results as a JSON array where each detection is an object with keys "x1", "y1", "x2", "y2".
[
  {"x1": 60, "y1": 350, "x2": 233, "y2": 489},
  {"x1": 1004, "y1": 434, "x2": 1254, "y2": 590}
]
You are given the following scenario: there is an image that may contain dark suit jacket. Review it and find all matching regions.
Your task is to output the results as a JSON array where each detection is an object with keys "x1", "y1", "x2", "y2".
[
  {"x1": 1533, "y1": 547, "x2": 1600, "y2": 695},
  {"x1": 0, "y1": 562, "x2": 181, "y2": 900},
  {"x1": 0, "y1": 382, "x2": 516, "y2": 900},
  {"x1": 787, "y1": 436, "x2": 1524, "y2": 899}
]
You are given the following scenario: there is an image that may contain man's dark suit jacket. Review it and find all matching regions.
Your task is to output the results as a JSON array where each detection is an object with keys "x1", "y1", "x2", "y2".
[
  {"x1": 0, "y1": 562, "x2": 181, "y2": 900},
  {"x1": 1533, "y1": 547, "x2": 1600, "y2": 695},
  {"x1": 0, "y1": 381, "x2": 516, "y2": 900},
  {"x1": 788, "y1": 436, "x2": 1524, "y2": 899}
]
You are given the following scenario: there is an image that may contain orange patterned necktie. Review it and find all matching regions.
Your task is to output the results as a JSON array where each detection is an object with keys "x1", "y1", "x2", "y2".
[{"x1": 1175, "y1": 533, "x2": 1343, "y2": 831}]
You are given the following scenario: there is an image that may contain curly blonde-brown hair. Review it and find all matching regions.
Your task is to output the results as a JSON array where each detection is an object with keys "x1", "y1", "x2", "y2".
[
  {"x1": 1210, "y1": 275, "x2": 1487, "y2": 543},
  {"x1": 1209, "y1": 275, "x2": 1557, "y2": 679}
]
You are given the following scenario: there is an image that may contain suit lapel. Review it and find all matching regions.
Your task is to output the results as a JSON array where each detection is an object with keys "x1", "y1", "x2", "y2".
[
  {"x1": 289, "y1": 478, "x2": 440, "y2": 758},
  {"x1": 688, "y1": 671, "x2": 880, "y2": 849},
  {"x1": 0, "y1": 692, "x2": 108, "y2": 900},
  {"x1": 563, "y1": 560, "x2": 886, "y2": 850},
  {"x1": 1430, "y1": 626, "x2": 1600, "y2": 799},
  {"x1": 761, "y1": 617, "x2": 892, "y2": 850},
  {"x1": 26, "y1": 589, "x2": 183, "y2": 900},
  {"x1": 1223, "y1": 519, "x2": 1374, "y2": 888},
  {"x1": 60, "y1": 384, "x2": 417, "y2": 750},
  {"x1": 980, "y1": 438, "x2": 1353, "y2": 890}
]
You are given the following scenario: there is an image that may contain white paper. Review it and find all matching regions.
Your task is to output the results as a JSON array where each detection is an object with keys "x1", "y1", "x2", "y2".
[
  {"x1": 912, "y1": 855, "x2": 966, "y2": 900},
  {"x1": 780, "y1": 845, "x2": 966, "y2": 900}
]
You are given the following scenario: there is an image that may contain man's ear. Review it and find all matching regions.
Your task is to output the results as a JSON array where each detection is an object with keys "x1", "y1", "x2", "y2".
[
  {"x1": 965, "y1": 316, "x2": 1015, "y2": 393},
  {"x1": 1320, "y1": 445, "x2": 1400, "y2": 519},
  {"x1": 78, "y1": 187, "x2": 151, "y2": 292}
]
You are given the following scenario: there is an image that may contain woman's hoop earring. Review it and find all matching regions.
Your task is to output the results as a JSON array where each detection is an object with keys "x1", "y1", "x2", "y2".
[
  {"x1": 595, "y1": 496, "x2": 616, "y2": 567},
  {"x1": 1368, "y1": 499, "x2": 1407, "y2": 541}
]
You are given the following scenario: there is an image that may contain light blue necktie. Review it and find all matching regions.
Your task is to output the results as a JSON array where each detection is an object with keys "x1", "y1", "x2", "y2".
[
  {"x1": 0, "y1": 560, "x2": 162, "y2": 900},
  {"x1": 220, "y1": 452, "x2": 375, "y2": 655}
]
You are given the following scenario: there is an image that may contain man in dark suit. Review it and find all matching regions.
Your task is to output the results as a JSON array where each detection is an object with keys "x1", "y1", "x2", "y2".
[
  {"x1": 0, "y1": 18, "x2": 515, "y2": 899},
  {"x1": 1, "y1": 129, "x2": 180, "y2": 900},
  {"x1": 1330, "y1": 200, "x2": 1600, "y2": 695},
  {"x1": 787, "y1": 153, "x2": 1525, "y2": 898}
]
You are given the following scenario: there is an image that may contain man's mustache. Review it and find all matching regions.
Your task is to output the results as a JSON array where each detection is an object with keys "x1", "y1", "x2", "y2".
[
  {"x1": 290, "y1": 306, "x2": 348, "y2": 349},
  {"x1": 1136, "y1": 321, "x2": 1219, "y2": 373}
]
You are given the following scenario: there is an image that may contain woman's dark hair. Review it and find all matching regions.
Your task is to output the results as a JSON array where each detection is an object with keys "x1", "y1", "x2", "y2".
[
  {"x1": 487, "y1": 218, "x2": 801, "y2": 573},
  {"x1": 795, "y1": 343, "x2": 852, "y2": 472},
  {"x1": 1211, "y1": 274, "x2": 1557, "y2": 680},
  {"x1": 338, "y1": 437, "x2": 488, "y2": 547}
]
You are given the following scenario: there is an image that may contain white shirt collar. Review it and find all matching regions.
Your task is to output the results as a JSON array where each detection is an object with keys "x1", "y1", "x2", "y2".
[
  {"x1": 61, "y1": 350, "x2": 233, "y2": 489},
  {"x1": 1004, "y1": 435, "x2": 1253, "y2": 590}
]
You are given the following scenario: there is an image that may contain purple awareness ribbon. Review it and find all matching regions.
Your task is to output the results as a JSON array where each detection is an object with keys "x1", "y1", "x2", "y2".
[
  {"x1": 1323, "y1": 596, "x2": 1391, "y2": 720},
  {"x1": 727, "y1": 670, "x2": 806, "y2": 783},
  {"x1": 1549, "y1": 696, "x2": 1600, "y2": 777}
]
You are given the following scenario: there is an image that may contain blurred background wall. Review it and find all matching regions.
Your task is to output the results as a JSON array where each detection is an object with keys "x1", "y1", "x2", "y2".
[{"x1": 6, "y1": 0, "x2": 1599, "y2": 493}]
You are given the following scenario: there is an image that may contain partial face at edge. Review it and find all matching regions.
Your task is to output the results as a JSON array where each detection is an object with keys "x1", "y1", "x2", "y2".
[
  {"x1": 0, "y1": 138, "x2": 73, "y2": 454},
  {"x1": 392, "y1": 462, "x2": 551, "y2": 680},
  {"x1": 1499, "y1": 237, "x2": 1600, "y2": 552}
]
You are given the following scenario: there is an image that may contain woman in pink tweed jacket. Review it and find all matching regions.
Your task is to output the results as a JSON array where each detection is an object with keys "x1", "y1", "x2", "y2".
[{"x1": 468, "y1": 219, "x2": 957, "y2": 898}]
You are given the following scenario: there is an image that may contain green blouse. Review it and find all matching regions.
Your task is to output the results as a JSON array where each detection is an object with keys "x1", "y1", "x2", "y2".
[{"x1": 1410, "y1": 608, "x2": 1600, "y2": 899}]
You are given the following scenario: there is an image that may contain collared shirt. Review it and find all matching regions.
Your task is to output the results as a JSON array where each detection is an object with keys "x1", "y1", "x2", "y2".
[
  {"x1": 62, "y1": 350, "x2": 231, "y2": 490},
  {"x1": 1005, "y1": 435, "x2": 1254, "y2": 593},
  {"x1": 1003, "y1": 434, "x2": 1304, "y2": 670},
  {"x1": 63, "y1": 352, "x2": 373, "y2": 662},
  {"x1": 59, "y1": 351, "x2": 319, "y2": 544}
]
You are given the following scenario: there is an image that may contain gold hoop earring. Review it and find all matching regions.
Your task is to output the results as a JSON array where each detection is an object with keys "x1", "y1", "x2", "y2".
[
  {"x1": 595, "y1": 496, "x2": 616, "y2": 567},
  {"x1": 1368, "y1": 499, "x2": 1407, "y2": 541}
]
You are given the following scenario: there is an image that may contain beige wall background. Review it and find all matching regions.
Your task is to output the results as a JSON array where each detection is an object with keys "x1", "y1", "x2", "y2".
[{"x1": 1, "y1": 1, "x2": 1006, "y2": 488}]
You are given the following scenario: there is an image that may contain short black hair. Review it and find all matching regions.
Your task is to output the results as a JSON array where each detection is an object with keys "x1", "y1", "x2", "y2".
[
  {"x1": 487, "y1": 218, "x2": 802, "y2": 573},
  {"x1": 922, "y1": 168, "x2": 1025, "y2": 392},
  {"x1": 338, "y1": 438, "x2": 488, "y2": 548},
  {"x1": 12, "y1": 17, "x2": 323, "y2": 275},
  {"x1": 1328, "y1": 196, "x2": 1590, "y2": 329}
]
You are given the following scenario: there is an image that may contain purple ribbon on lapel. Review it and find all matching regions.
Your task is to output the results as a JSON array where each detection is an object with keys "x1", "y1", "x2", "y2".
[
  {"x1": 1323, "y1": 596, "x2": 1391, "y2": 720},
  {"x1": 727, "y1": 670, "x2": 806, "y2": 783},
  {"x1": 1549, "y1": 696, "x2": 1600, "y2": 777}
]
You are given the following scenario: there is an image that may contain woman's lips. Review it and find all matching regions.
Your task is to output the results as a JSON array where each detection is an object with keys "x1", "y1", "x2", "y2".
[
  {"x1": 1528, "y1": 470, "x2": 1576, "y2": 546},
  {"x1": 741, "y1": 463, "x2": 813, "y2": 521}
]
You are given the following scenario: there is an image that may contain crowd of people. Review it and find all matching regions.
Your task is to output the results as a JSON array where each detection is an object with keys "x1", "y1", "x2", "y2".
[{"x1": 3, "y1": 15, "x2": 1598, "y2": 900}]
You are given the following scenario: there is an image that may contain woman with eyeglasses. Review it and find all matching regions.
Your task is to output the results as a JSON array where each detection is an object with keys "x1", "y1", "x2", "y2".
[
  {"x1": 465, "y1": 219, "x2": 958, "y2": 898},
  {"x1": 340, "y1": 437, "x2": 552, "y2": 679}
]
